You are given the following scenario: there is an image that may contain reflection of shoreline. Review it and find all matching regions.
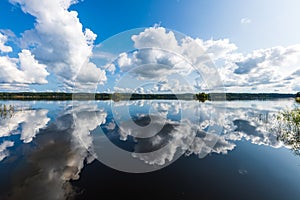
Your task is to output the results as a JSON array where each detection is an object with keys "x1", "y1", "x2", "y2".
[{"x1": 0, "y1": 92, "x2": 296, "y2": 101}]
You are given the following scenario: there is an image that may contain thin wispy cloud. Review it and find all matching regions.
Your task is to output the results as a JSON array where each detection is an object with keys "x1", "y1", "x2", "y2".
[{"x1": 240, "y1": 18, "x2": 252, "y2": 24}]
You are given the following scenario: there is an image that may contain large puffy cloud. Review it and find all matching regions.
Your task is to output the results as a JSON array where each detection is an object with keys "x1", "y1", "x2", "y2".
[
  {"x1": 202, "y1": 38, "x2": 237, "y2": 60},
  {"x1": 132, "y1": 26, "x2": 180, "y2": 51},
  {"x1": 18, "y1": 50, "x2": 49, "y2": 84},
  {"x1": 219, "y1": 44, "x2": 300, "y2": 92},
  {"x1": 0, "y1": 49, "x2": 49, "y2": 85},
  {"x1": 131, "y1": 27, "x2": 237, "y2": 64},
  {"x1": 113, "y1": 26, "x2": 300, "y2": 93},
  {"x1": 1, "y1": 12, "x2": 49, "y2": 87},
  {"x1": 234, "y1": 45, "x2": 300, "y2": 75},
  {"x1": 2, "y1": 11, "x2": 299, "y2": 93},
  {"x1": 131, "y1": 27, "x2": 237, "y2": 60},
  {"x1": 117, "y1": 48, "x2": 194, "y2": 79},
  {"x1": 9, "y1": 0, "x2": 106, "y2": 89},
  {"x1": 112, "y1": 27, "x2": 229, "y2": 93}
]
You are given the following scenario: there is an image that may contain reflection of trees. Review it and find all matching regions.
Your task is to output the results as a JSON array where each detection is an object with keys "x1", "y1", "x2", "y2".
[
  {"x1": 274, "y1": 108, "x2": 300, "y2": 156},
  {"x1": 0, "y1": 104, "x2": 14, "y2": 119}
]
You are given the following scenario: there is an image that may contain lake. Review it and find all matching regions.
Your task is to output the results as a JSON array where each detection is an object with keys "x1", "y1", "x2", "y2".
[{"x1": 0, "y1": 99, "x2": 299, "y2": 200}]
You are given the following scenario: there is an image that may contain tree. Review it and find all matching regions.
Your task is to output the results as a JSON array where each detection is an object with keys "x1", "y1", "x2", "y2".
[
  {"x1": 196, "y1": 92, "x2": 208, "y2": 102},
  {"x1": 296, "y1": 92, "x2": 300, "y2": 103},
  {"x1": 112, "y1": 93, "x2": 121, "y2": 102}
]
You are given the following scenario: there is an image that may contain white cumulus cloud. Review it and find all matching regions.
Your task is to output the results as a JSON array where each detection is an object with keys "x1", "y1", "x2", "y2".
[
  {"x1": 112, "y1": 26, "x2": 232, "y2": 92},
  {"x1": 0, "y1": 49, "x2": 49, "y2": 85},
  {"x1": 9, "y1": 0, "x2": 107, "y2": 89},
  {"x1": 219, "y1": 44, "x2": 300, "y2": 92}
]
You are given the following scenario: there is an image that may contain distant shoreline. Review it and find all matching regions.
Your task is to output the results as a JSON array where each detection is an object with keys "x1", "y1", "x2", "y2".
[{"x1": 0, "y1": 92, "x2": 296, "y2": 101}]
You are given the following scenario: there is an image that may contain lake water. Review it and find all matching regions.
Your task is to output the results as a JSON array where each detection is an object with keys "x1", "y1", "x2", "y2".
[{"x1": 0, "y1": 99, "x2": 299, "y2": 200}]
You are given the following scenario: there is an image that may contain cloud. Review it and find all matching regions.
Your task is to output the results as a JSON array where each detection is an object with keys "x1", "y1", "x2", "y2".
[
  {"x1": 125, "y1": 116, "x2": 234, "y2": 165},
  {"x1": 1, "y1": 98, "x2": 293, "y2": 196},
  {"x1": 291, "y1": 69, "x2": 300, "y2": 76},
  {"x1": 9, "y1": 0, "x2": 107, "y2": 89},
  {"x1": 75, "y1": 61, "x2": 107, "y2": 88},
  {"x1": 18, "y1": 49, "x2": 49, "y2": 84},
  {"x1": 117, "y1": 48, "x2": 192, "y2": 79},
  {"x1": 202, "y1": 38, "x2": 237, "y2": 60},
  {"x1": 115, "y1": 26, "x2": 300, "y2": 93},
  {"x1": 0, "y1": 49, "x2": 49, "y2": 84},
  {"x1": 218, "y1": 44, "x2": 300, "y2": 92},
  {"x1": 6, "y1": 114, "x2": 79, "y2": 200},
  {"x1": 132, "y1": 26, "x2": 180, "y2": 51},
  {"x1": 131, "y1": 27, "x2": 237, "y2": 62},
  {"x1": 218, "y1": 100, "x2": 292, "y2": 148},
  {"x1": 240, "y1": 18, "x2": 251, "y2": 24},
  {"x1": 101, "y1": 63, "x2": 116, "y2": 75},
  {"x1": 234, "y1": 45, "x2": 300, "y2": 75},
  {"x1": 0, "y1": 141, "x2": 14, "y2": 162},
  {"x1": 113, "y1": 86, "x2": 135, "y2": 93},
  {"x1": 108, "y1": 100, "x2": 228, "y2": 166},
  {"x1": 0, "y1": 32, "x2": 12, "y2": 53},
  {"x1": 151, "y1": 79, "x2": 194, "y2": 93},
  {"x1": 188, "y1": 133, "x2": 235, "y2": 157},
  {"x1": 6, "y1": 103, "x2": 107, "y2": 199},
  {"x1": 118, "y1": 52, "x2": 132, "y2": 68},
  {"x1": 111, "y1": 27, "x2": 232, "y2": 93},
  {"x1": 0, "y1": 109, "x2": 50, "y2": 143},
  {"x1": 131, "y1": 119, "x2": 196, "y2": 165},
  {"x1": 1, "y1": 26, "x2": 49, "y2": 86},
  {"x1": 2, "y1": 2, "x2": 298, "y2": 94}
]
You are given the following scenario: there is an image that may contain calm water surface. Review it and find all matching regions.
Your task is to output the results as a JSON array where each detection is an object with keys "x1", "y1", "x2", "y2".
[{"x1": 0, "y1": 99, "x2": 299, "y2": 200}]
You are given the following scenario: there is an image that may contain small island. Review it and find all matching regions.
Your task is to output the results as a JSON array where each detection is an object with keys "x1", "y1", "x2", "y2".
[{"x1": 296, "y1": 92, "x2": 300, "y2": 103}]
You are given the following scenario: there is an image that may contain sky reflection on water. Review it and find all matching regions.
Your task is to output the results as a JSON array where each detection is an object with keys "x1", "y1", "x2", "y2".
[{"x1": 0, "y1": 100, "x2": 299, "y2": 200}]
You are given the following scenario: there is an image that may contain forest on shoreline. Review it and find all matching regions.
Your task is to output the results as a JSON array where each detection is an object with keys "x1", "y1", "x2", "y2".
[{"x1": 0, "y1": 92, "x2": 297, "y2": 101}]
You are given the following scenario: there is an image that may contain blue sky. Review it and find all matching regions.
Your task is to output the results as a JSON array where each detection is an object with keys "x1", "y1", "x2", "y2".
[
  {"x1": 57, "y1": 0, "x2": 300, "y2": 50},
  {"x1": 0, "y1": 0, "x2": 300, "y2": 93}
]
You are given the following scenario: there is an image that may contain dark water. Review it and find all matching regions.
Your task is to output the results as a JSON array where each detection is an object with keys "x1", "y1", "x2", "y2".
[{"x1": 0, "y1": 100, "x2": 299, "y2": 200}]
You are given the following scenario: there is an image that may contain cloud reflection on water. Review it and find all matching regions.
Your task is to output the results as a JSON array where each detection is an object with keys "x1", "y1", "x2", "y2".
[{"x1": 0, "y1": 100, "x2": 298, "y2": 199}]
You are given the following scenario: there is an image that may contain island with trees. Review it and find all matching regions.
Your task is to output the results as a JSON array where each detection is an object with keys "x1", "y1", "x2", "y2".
[{"x1": 296, "y1": 92, "x2": 300, "y2": 102}]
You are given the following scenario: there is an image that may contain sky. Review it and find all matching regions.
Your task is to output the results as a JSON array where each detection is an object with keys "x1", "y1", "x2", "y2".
[{"x1": 0, "y1": 0, "x2": 299, "y2": 93}]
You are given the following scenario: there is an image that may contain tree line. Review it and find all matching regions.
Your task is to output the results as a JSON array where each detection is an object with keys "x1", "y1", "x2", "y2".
[{"x1": 0, "y1": 92, "x2": 298, "y2": 101}]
